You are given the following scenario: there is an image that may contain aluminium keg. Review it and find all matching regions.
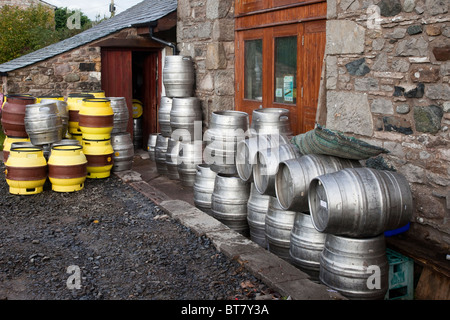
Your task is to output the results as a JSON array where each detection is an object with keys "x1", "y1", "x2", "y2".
[
  {"x1": 147, "y1": 133, "x2": 158, "y2": 162},
  {"x1": 193, "y1": 164, "x2": 217, "y2": 215},
  {"x1": 253, "y1": 142, "x2": 300, "y2": 197},
  {"x1": 158, "y1": 96, "x2": 173, "y2": 137},
  {"x1": 319, "y1": 234, "x2": 388, "y2": 300},
  {"x1": 155, "y1": 134, "x2": 169, "y2": 175},
  {"x1": 170, "y1": 97, "x2": 202, "y2": 141},
  {"x1": 204, "y1": 110, "x2": 249, "y2": 175},
  {"x1": 289, "y1": 212, "x2": 326, "y2": 280},
  {"x1": 236, "y1": 133, "x2": 289, "y2": 183},
  {"x1": 109, "y1": 97, "x2": 129, "y2": 134},
  {"x1": 166, "y1": 138, "x2": 181, "y2": 180},
  {"x1": 1, "y1": 94, "x2": 36, "y2": 138},
  {"x1": 48, "y1": 145, "x2": 87, "y2": 192},
  {"x1": 5, "y1": 146, "x2": 47, "y2": 195},
  {"x1": 309, "y1": 167, "x2": 413, "y2": 238},
  {"x1": 247, "y1": 183, "x2": 271, "y2": 248},
  {"x1": 265, "y1": 196, "x2": 297, "y2": 260},
  {"x1": 40, "y1": 98, "x2": 69, "y2": 139},
  {"x1": 251, "y1": 108, "x2": 293, "y2": 137},
  {"x1": 163, "y1": 55, "x2": 195, "y2": 98},
  {"x1": 24, "y1": 102, "x2": 62, "y2": 146},
  {"x1": 211, "y1": 173, "x2": 251, "y2": 236},
  {"x1": 111, "y1": 132, "x2": 134, "y2": 172},
  {"x1": 133, "y1": 117, "x2": 143, "y2": 149},
  {"x1": 275, "y1": 154, "x2": 361, "y2": 212},
  {"x1": 178, "y1": 141, "x2": 204, "y2": 187}
]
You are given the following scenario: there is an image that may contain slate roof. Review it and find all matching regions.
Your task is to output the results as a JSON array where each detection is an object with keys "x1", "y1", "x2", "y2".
[{"x1": 0, "y1": 0, "x2": 177, "y2": 74}]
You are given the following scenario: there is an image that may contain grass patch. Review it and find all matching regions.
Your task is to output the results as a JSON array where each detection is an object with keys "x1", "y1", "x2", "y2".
[{"x1": 0, "y1": 124, "x2": 5, "y2": 151}]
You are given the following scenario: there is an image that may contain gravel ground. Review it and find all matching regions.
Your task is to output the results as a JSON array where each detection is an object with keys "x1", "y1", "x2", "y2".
[{"x1": 0, "y1": 160, "x2": 280, "y2": 301}]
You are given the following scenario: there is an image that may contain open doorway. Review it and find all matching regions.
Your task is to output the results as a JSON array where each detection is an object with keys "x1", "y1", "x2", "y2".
[{"x1": 101, "y1": 48, "x2": 160, "y2": 150}]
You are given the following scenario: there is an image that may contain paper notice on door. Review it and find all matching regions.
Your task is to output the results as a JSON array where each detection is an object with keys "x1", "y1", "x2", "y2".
[{"x1": 284, "y1": 75, "x2": 294, "y2": 102}]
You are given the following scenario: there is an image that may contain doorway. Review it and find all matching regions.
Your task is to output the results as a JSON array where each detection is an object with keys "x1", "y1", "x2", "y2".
[{"x1": 101, "y1": 48, "x2": 160, "y2": 150}]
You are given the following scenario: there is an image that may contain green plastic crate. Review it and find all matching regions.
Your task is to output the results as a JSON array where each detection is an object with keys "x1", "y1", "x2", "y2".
[{"x1": 385, "y1": 248, "x2": 414, "y2": 300}]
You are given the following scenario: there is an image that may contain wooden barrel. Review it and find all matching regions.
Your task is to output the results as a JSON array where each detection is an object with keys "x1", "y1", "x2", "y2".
[{"x1": 48, "y1": 145, "x2": 87, "y2": 192}]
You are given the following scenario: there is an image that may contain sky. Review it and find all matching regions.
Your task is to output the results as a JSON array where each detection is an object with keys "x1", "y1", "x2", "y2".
[{"x1": 45, "y1": 0, "x2": 144, "y2": 21}]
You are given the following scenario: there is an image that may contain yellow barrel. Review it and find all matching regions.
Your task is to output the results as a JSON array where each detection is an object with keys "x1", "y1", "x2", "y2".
[
  {"x1": 3, "y1": 136, "x2": 31, "y2": 163},
  {"x1": 79, "y1": 98, "x2": 114, "y2": 140},
  {"x1": 87, "y1": 90, "x2": 106, "y2": 98},
  {"x1": 48, "y1": 145, "x2": 87, "y2": 192},
  {"x1": 132, "y1": 99, "x2": 143, "y2": 119},
  {"x1": 5, "y1": 146, "x2": 47, "y2": 195},
  {"x1": 82, "y1": 139, "x2": 114, "y2": 179},
  {"x1": 67, "y1": 93, "x2": 94, "y2": 134}
]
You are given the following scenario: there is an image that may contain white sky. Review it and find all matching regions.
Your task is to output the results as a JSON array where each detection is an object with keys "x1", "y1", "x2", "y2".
[{"x1": 45, "y1": 0, "x2": 144, "y2": 20}]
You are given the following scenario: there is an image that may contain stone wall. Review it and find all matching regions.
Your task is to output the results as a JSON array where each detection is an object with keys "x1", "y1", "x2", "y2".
[
  {"x1": 4, "y1": 46, "x2": 102, "y2": 97},
  {"x1": 176, "y1": 0, "x2": 235, "y2": 128},
  {"x1": 1, "y1": 28, "x2": 145, "y2": 97},
  {"x1": 324, "y1": 0, "x2": 449, "y2": 250}
]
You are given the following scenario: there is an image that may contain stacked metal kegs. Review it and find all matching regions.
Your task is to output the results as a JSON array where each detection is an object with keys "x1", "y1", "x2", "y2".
[{"x1": 163, "y1": 55, "x2": 195, "y2": 98}]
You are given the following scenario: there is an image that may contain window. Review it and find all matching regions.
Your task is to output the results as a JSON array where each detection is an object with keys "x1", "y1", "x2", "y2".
[{"x1": 244, "y1": 39, "x2": 263, "y2": 101}]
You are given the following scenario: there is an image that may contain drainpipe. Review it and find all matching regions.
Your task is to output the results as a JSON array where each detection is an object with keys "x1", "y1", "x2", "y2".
[{"x1": 148, "y1": 21, "x2": 179, "y2": 55}]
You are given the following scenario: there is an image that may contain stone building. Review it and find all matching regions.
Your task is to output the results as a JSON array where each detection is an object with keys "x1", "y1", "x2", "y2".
[
  {"x1": 0, "y1": 0, "x2": 56, "y2": 10},
  {"x1": 175, "y1": 0, "x2": 449, "y2": 298},
  {"x1": 0, "y1": 0, "x2": 177, "y2": 147}
]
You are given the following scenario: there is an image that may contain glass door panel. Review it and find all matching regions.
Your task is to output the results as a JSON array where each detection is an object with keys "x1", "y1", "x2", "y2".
[
  {"x1": 244, "y1": 39, "x2": 263, "y2": 101},
  {"x1": 274, "y1": 36, "x2": 297, "y2": 104}
]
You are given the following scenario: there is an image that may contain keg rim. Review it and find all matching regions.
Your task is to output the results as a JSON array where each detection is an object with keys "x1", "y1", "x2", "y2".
[
  {"x1": 82, "y1": 98, "x2": 111, "y2": 103},
  {"x1": 51, "y1": 143, "x2": 83, "y2": 150},
  {"x1": 6, "y1": 94, "x2": 36, "y2": 101},
  {"x1": 68, "y1": 93, "x2": 95, "y2": 98},
  {"x1": 10, "y1": 146, "x2": 43, "y2": 153}
]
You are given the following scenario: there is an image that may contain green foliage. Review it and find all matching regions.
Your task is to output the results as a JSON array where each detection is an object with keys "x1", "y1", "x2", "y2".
[
  {"x1": 0, "y1": 4, "x2": 55, "y2": 64},
  {"x1": 0, "y1": 5, "x2": 94, "y2": 65}
]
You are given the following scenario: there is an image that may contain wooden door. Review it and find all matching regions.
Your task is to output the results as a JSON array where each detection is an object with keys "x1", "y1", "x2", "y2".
[
  {"x1": 141, "y1": 52, "x2": 159, "y2": 149},
  {"x1": 101, "y1": 48, "x2": 134, "y2": 136},
  {"x1": 299, "y1": 20, "x2": 326, "y2": 133}
]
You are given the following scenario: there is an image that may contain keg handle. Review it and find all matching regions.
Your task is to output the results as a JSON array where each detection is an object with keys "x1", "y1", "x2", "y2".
[
  {"x1": 279, "y1": 115, "x2": 289, "y2": 121},
  {"x1": 182, "y1": 56, "x2": 192, "y2": 61}
]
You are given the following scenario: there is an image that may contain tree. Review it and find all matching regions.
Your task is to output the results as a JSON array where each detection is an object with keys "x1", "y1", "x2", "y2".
[
  {"x1": 0, "y1": 4, "x2": 56, "y2": 64},
  {"x1": 0, "y1": 5, "x2": 95, "y2": 65}
]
